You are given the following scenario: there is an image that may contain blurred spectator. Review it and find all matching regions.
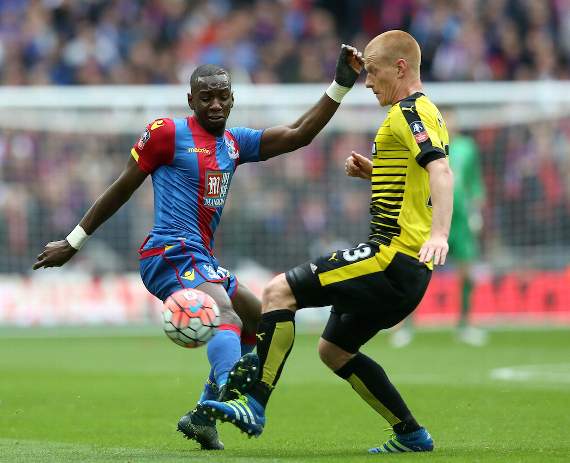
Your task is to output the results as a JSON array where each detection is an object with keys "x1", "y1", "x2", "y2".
[
  {"x1": 0, "y1": 0, "x2": 568, "y2": 86},
  {"x1": 2, "y1": 117, "x2": 568, "y2": 274},
  {"x1": 2, "y1": 0, "x2": 570, "y2": 274}
]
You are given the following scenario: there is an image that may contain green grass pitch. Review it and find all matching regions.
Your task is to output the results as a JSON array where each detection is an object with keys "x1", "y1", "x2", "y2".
[{"x1": 1, "y1": 327, "x2": 569, "y2": 462}]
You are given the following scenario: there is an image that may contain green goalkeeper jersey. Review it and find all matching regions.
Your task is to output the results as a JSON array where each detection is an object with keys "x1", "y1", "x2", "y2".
[{"x1": 449, "y1": 134, "x2": 485, "y2": 218}]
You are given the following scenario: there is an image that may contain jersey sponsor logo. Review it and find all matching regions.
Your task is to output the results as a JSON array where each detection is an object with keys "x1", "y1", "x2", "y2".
[
  {"x1": 410, "y1": 120, "x2": 429, "y2": 143},
  {"x1": 188, "y1": 147, "x2": 211, "y2": 155},
  {"x1": 225, "y1": 137, "x2": 239, "y2": 160},
  {"x1": 137, "y1": 128, "x2": 150, "y2": 149},
  {"x1": 150, "y1": 119, "x2": 165, "y2": 130},
  {"x1": 204, "y1": 170, "x2": 231, "y2": 207}
]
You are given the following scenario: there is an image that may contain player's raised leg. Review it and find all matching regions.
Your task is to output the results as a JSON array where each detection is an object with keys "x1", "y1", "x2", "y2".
[
  {"x1": 192, "y1": 280, "x2": 260, "y2": 407},
  {"x1": 199, "y1": 273, "x2": 297, "y2": 436},
  {"x1": 177, "y1": 282, "x2": 243, "y2": 449},
  {"x1": 219, "y1": 282, "x2": 261, "y2": 401}
]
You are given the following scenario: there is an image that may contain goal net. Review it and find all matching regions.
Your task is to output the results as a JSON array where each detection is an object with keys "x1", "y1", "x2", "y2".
[{"x1": 1, "y1": 82, "x2": 569, "y2": 326}]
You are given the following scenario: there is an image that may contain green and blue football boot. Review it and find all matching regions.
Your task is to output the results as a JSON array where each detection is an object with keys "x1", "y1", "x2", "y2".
[
  {"x1": 199, "y1": 393, "x2": 266, "y2": 437},
  {"x1": 368, "y1": 427, "x2": 434, "y2": 454}
]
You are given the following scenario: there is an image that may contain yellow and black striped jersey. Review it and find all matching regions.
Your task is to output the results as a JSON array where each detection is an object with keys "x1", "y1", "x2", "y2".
[{"x1": 369, "y1": 92, "x2": 449, "y2": 268}]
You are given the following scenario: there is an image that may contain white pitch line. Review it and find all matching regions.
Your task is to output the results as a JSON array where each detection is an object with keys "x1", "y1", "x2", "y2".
[{"x1": 490, "y1": 363, "x2": 570, "y2": 384}]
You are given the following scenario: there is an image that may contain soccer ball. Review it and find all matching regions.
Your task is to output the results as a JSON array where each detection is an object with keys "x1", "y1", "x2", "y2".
[{"x1": 162, "y1": 288, "x2": 220, "y2": 348}]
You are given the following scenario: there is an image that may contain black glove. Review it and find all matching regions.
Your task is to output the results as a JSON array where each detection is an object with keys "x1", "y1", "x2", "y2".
[{"x1": 334, "y1": 45, "x2": 360, "y2": 87}]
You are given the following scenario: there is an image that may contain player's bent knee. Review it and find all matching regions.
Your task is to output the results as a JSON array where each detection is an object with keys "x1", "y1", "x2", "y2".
[
  {"x1": 262, "y1": 273, "x2": 297, "y2": 313},
  {"x1": 218, "y1": 304, "x2": 243, "y2": 330},
  {"x1": 317, "y1": 338, "x2": 355, "y2": 371}
]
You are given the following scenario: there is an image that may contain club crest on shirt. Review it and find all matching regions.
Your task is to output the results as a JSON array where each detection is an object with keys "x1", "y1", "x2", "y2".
[
  {"x1": 137, "y1": 128, "x2": 150, "y2": 149},
  {"x1": 204, "y1": 170, "x2": 231, "y2": 207},
  {"x1": 409, "y1": 120, "x2": 429, "y2": 143},
  {"x1": 225, "y1": 137, "x2": 239, "y2": 160}
]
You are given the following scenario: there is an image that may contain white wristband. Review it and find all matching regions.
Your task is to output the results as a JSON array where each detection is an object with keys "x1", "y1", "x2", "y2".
[
  {"x1": 325, "y1": 80, "x2": 351, "y2": 103},
  {"x1": 66, "y1": 225, "x2": 89, "y2": 250}
]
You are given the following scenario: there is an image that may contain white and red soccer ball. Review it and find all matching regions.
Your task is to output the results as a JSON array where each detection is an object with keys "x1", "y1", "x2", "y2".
[{"x1": 162, "y1": 288, "x2": 220, "y2": 348}]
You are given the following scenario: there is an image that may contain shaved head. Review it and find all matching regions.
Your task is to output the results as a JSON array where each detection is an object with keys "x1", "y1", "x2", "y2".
[
  {"x1": 365, "y1": 30, "x2": 421, "y2": 77},
  {"x1": 363, "y1": 30, "x2": 423, "y2": 106},
  {"x1": 190, "y1": 64, "x2": 230, "y2": 93}
]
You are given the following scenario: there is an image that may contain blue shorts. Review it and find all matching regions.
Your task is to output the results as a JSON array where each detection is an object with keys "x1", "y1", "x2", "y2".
[{"x1": 139, "y1": 240, "x2": 238, "y2": 302}]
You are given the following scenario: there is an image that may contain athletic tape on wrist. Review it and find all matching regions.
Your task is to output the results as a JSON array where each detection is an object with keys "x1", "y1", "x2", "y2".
[
  {"x1": 326, "y1": 81, "x2": 351, "y2": 103},
  {"x1": 66, "y1": 225, "x2": 89, "y2": 250}
]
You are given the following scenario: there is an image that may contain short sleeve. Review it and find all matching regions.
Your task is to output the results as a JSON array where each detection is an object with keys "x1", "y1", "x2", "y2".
[
  {"x1": 227, "y1": 127, "x2": 263, "y2": 165},
  {"x1": 131, "y1": 118, "x2": 175, "y2": 173},
  {"x1": 392, "y1": 101, "x2": 446, "y2": 168}
]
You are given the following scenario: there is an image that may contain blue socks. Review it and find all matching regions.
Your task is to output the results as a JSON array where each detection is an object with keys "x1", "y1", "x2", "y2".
[
  {"x1": 198, "y1": 339, "x2": 255, "y2": 403},
  {"x1": 198, "y1": 368, "x2": 218, "y2": 403},
  {"x1": 206, "y1": 329, "x2": 241, "y2": 388}
]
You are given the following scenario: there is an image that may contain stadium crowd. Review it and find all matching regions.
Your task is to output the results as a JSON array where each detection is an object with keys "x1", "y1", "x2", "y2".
[
  {"x1": 1, "y1": 0, "x2": 570, "y2": 273},
  {"x1": 2, "y1": 120, "x2": 570, "y2": 273},
  {"x1": 0, "y1": 0, "x2": 568, "y2": 85}
]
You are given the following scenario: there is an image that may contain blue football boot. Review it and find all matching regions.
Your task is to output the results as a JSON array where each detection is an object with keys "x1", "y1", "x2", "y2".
[
  {"x1": 198, "y1": 393, "x2": 266, "y2": 437},
  {"x1": 368, "y1": 427, "x2": 434, "y2": 454}
]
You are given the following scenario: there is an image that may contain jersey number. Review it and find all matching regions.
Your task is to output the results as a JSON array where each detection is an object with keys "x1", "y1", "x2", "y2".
[{"x1": 342, "y1": 245, "x2": 372, "y2": 262}]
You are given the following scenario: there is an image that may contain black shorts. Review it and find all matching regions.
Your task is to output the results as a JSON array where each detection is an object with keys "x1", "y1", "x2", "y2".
[{"x1": 285, "y1": 243, "x2": 431, "y2": 353}]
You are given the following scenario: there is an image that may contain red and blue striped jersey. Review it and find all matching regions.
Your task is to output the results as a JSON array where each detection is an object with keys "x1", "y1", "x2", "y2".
[{"x1": 131, "y1": 116, "x2": 262, "y2": 253}]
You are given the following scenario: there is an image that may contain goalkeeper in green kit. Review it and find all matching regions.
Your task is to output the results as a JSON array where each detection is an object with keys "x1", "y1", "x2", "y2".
[{"x1": 391, "y1": 114, "x2": 487, "y2": 347}]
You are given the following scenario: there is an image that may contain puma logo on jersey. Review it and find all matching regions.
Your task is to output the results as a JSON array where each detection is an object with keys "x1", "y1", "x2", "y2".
[{"x1": 150, "y1": 119, "x2": 165, "y2": 130}]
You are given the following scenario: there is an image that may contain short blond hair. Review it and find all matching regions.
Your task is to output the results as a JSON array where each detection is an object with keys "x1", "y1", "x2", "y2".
[{"x1": 365, "y1": 30, "x2": 421, "y2": 76}]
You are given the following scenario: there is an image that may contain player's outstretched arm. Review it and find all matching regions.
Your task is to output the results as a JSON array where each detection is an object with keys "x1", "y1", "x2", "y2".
[
  {"x1": 345, "y1": 151, "x2": 372, "y2": 180},
  {"x1": 258, "y1": 45, "x2": 363, "y2": 160},
  {"x1": 33, "y1": 157, "x2": 148, "y2": 270},
  {"x1": 419, "y1": 158, "x2": 454, "y2": 266}
]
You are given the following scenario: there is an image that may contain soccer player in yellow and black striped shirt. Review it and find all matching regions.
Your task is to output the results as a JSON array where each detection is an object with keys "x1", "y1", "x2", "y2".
[{"x1": 200, "y1": 31, "x2": 454, "y2": 454}]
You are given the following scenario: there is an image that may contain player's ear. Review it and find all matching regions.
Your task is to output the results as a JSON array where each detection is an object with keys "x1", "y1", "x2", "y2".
[
  {"x1": 187, "y1": 93, "x2": 195, "y2": 111},
  {"x1": 230, "y1": 92, "x2": 234, "y2": 109},
  {"x1": 396, "y1": 59, "x2": 407, "y2": 78}
]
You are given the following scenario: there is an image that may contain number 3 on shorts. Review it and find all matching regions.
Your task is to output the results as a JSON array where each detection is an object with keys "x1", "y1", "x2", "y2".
[{"x1": 342, "y1": 245, "x2": 372, "y2": 262}]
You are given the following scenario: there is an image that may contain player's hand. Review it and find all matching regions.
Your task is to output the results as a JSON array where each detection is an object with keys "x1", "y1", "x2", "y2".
[
  {"x1": 33, "y1": 240, "x2": 78, "y2": 270},
  {"x1": 335, "y1": 44, "x2": 364, "y2": 87},
  {"x1": 345, "y1": 151, "x2": 372, "y2": 180},
  {"x1": 418, "y1": 235, "x2": 449, "y2": 266}
]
